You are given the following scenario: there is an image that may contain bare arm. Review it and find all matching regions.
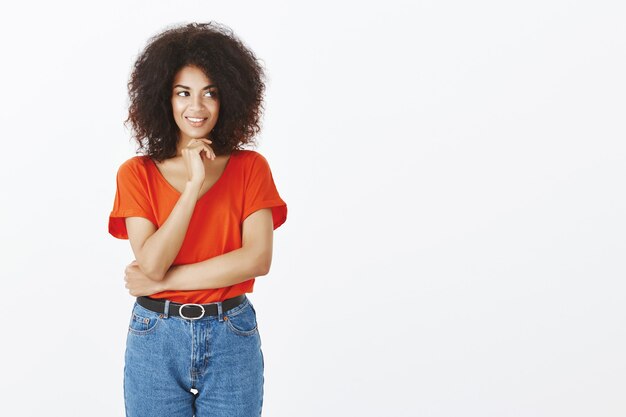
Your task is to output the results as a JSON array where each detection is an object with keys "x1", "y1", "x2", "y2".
[
  {"x1": 126, "y1": 182, "x2": 201, "y2": 281},
  {"x1": 158, "y1": 208, "x2": 275, "y2": 291},
  {"x1": 126, "y1": 138, "x2": 215, "y2": 281}
]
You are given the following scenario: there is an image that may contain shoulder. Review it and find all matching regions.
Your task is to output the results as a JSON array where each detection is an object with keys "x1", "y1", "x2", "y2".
[
  {"x1": 118, "y1": 155, "x2": 150, "y2": 171},
  {"x1": 234, "y1": 149, "x2": 271, "y2": 167},
  {"x1": 116, "y1": 155, "x2": 151, "y2": 179},
  {"x1": 234, "y1": 149, "x2": 264, "y2": 161}
]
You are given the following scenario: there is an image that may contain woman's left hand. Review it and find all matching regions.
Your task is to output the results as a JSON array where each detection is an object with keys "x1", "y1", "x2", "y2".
[{"x1": 124, "y1": 260, "x2": 165, "y2": 297}]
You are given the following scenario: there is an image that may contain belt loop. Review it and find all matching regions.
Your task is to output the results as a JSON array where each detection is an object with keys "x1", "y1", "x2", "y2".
[
  {"x1": 217, "y1": 301, "x2": 223, "y2": 322},
  {"x1": 163, "y1": 299, "x2": 170, "y2": 318}
]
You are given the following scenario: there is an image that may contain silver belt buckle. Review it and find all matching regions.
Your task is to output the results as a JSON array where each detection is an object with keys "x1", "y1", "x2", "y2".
[{"x1": 178, "y1": 303, "x2": 206, "y2": 320}]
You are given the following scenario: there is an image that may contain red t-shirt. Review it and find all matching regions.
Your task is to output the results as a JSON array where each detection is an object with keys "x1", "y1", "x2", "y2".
[{"x1": 108, "y1": 149, "x2": 287, "y2": 303}]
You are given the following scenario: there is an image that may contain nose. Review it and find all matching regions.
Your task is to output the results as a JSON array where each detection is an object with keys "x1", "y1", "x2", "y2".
[{"x1": 189, "y1": 93, "x2": 204, "y2": 111}]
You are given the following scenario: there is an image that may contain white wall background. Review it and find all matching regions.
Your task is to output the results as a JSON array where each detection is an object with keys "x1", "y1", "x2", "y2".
[{"x1": 0, "y1": 1, "x2": 624, "y2": 416}]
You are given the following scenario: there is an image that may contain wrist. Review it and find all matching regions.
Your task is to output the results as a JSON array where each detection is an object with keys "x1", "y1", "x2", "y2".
[
  {"x1": 161, "y1": 265, "x2": 180, "y2": 291},
  {"x1": 185, "y1": 180, "x2": 202, "y2": 193},
  {"x1": 156, "y1": 278, "x2": 168, "y2": 293}
]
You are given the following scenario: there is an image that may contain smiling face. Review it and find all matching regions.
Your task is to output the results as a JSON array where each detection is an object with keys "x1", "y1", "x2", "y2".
[{"x1": 171, "y1": 65, "x2": 220, "y2": 152}]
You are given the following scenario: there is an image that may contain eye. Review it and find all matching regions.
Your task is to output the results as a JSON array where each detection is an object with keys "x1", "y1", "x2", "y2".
[{"x1": 175, "y1": 90, "x2": 218, "y2": 98}]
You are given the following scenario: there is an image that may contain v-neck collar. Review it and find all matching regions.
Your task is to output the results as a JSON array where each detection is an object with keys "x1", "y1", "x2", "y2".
[{"x1": 146, "y1": 151, "x2": 236, "y2": 201}]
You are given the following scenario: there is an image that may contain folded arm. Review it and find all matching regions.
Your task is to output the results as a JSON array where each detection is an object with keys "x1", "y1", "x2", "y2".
[
  {"x1": 126, "y1": 182, "x2": 202, "y2": 281},
  {"x1": 160, "y1": 208, "x2": 275, "y2": 290}
]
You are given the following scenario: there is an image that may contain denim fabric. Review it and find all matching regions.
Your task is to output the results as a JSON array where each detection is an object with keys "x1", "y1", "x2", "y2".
[{"x1": 123, "y1": 295, "x2": 264, "y2": 417}]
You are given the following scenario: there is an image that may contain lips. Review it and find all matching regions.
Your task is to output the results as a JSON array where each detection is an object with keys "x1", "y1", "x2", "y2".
[{"x1": 185, "y1": 116, "x2": 208, "y2": 127}]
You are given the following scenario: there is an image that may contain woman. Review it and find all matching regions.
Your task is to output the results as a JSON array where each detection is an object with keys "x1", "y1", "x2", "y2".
[{"x1": 108, "y1": 22, "x2": 287, "y2": 417}]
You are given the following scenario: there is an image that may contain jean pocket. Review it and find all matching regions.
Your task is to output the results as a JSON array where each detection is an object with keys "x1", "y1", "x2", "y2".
[
  {"x1": 224, "y1": 299, "x2": 258, "y2": 336},
  {"x1": 128, "y1": 302, "x2": 162, "y2": 335}
]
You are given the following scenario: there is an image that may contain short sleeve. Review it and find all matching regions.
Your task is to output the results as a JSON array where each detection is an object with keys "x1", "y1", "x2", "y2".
[
  {"x1": 242, "y1": 153, "x2": 288, "y2": 230},
  {"x1": 108, "y1": 158, "x2": 158, "y2": 239}
]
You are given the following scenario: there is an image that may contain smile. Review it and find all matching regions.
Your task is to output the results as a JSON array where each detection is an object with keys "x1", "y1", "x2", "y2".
[{"x1": 185, "y1": 116, "x2": 208, "y2": 127}]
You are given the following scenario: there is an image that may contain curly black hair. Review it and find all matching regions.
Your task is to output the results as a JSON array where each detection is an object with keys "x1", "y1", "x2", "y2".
[{"x1": 124, "y1": 21, "x2": 266, "y2": 161}]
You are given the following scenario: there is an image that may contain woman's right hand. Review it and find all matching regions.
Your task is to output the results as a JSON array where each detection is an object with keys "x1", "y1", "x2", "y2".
[{"x1": 182, "y1": 138, "x2": 215, "y2": 189}]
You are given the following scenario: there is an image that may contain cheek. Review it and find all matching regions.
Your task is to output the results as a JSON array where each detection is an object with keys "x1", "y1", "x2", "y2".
[{"x1": 171, "y1": 99, "x2": 184, "y2": 115}]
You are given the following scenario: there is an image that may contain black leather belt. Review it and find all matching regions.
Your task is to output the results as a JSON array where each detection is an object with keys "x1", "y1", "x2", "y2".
[{"x1": 136, "y1": 294, "x2": 246, "y2": 320}]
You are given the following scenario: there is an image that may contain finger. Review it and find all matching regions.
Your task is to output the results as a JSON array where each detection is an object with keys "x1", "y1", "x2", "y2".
[
  {"x1": 187, "y1": 139, "x2": 205, "y2": 149},
  {"x1": 189, "y1": 145, "x2": 206, "y2": 158},
  {"x1": 193, "y1": 145, "x2": 207, "y2": 158},
  {"x1": 191, "y1": 138, "x2": 212, "y2": 145},
  {"x1": 199, "y1": 145, "x2": 213, "y2": 160},
  {"x1": 196, "y1": 141, "x2": 213, "y2": 154},
  {"x1": 191, "y1": 142, "x2": 212, "y2": 154}
]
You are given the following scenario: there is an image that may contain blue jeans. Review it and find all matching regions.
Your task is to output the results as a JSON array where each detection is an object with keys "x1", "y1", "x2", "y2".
[{"x1": 123, "y1": 295, "x2": 264, "y2": 417}]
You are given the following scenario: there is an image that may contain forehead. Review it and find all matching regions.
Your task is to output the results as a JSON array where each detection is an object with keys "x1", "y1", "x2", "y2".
[{"x1": 172, "y1": 65, "x2": 213, "y2": 85}]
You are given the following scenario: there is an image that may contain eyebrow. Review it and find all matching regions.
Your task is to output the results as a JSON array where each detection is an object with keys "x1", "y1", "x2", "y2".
[{"x1": 173, "y1": 84, "x2": 217, "y2": 90}]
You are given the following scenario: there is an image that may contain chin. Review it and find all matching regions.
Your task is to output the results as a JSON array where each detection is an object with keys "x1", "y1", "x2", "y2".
[{"x1": 182, "y1": 128, "x2": 212, "y2": 138}]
